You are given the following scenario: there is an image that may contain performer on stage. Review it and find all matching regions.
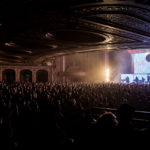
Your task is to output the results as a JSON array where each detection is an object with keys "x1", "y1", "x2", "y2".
[
  {"x1": 126, "y1": 76, "x2": 129, "y2": 84},
  {"x1": 134, "y1": 76, "x2": 139, "y2": 84},
  {"x1": 147, "y1": 74, "x2": 150, "y2": 83}
]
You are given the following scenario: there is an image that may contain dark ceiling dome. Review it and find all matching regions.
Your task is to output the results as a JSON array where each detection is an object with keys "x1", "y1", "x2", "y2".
[{"x1": 52, "y1": 30, "x2": 106, "y2": 43}]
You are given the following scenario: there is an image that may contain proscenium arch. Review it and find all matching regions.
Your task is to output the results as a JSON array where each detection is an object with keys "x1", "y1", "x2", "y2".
[
  {"x1": 36, "y1": 69, "x2": 48, "y2": 82},
  {"x1": 2, "y1": 69, "x2": 15, "y2": 82},
  {"x1": 20, "y1": 69, "x2": 32, "y2": 82}
]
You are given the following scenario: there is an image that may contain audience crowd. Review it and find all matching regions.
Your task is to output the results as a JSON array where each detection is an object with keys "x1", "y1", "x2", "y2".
[{"x1": 0, "y1": 81, "x2": 150, "y2": 149}]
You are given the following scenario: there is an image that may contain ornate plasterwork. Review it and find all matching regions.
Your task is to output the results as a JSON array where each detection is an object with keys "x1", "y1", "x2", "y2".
[
  {"x1": 73, "y1": 5, "x2": 150, "y2": 20},
  {"x1": 93, "y1": 14, "x2": 150, "y2": 34},
  {"x1": 71, "y1": 3, "x2": 150, "y2": 46},
  {"x1": 78, "y1": 19, "x2": 150, "y2": 41},
  {"x1": 0, "y1": 65, "x2": 52, "y2": 82}
]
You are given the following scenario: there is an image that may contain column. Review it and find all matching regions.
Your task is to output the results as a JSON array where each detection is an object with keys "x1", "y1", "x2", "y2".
[
  {"x1": 87, "y1": 52, "x2": 89, "y2": 72},
  {"x1": 0, "y1": 67, "x2": 2, "y2": 81},
  {"x1": 62, "y1": 55, "x2": 66, "y2": 82},
  {"x1": 32, "y1": 69, "x2": 36, "y2": 82},
  {"x1": 15, "y1": 68, "x2": 20, "y2": 82}
]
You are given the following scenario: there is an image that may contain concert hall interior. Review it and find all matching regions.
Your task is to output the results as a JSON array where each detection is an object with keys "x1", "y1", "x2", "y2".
[{"x1": 0, "y1": 0, "x2": 150, "y2": 148}]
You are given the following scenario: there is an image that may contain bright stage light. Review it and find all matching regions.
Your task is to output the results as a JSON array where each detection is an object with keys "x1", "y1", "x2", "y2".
[{"x1": 106, "y1": 68, "x2": 110, "y2": 82}]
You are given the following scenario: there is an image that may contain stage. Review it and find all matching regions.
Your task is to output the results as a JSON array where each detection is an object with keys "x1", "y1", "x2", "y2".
[
  {"x1": 121, "y1": 73, "x2": 150, "y2": 84},
  {"x1": 120, "y1": 50, "x2": 150, "y2": 84}
]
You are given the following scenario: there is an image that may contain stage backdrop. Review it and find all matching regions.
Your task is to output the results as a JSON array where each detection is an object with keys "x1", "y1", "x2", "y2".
[{"x1": 128, "y1": 49, "x2": 150, "y2": 74}]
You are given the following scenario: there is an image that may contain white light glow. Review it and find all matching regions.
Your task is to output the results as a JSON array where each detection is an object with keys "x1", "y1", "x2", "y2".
[{"x1": 106, "y1": 68, "x2": 110, "y2": 82}]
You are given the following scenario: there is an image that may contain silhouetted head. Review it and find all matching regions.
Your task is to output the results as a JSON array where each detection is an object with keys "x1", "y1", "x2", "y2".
[
  {"x1": 96, "y1": 111, "x2": 118, "y2": 129},
  {"x1": 118, "y1": 103, "x2": 135, "y2": 120}
]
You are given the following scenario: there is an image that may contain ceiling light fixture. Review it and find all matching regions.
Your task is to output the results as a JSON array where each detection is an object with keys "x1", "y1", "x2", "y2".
[
  {"x1": 45, "y1": 32, "x2": 54, "y2": 39},
  {"x1": 4, "y1": 41, "x2": 16, "y2": 47}
]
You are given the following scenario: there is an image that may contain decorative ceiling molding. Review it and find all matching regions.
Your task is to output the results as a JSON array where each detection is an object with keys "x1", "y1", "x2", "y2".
[{"x1": 0, "y1": 0, "x2": 150, "y2": 65}]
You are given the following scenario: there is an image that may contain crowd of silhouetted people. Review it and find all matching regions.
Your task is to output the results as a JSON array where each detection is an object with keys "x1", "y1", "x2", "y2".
[{"x1": 0, "y1": 81, "x2": 150, "y2": 149}]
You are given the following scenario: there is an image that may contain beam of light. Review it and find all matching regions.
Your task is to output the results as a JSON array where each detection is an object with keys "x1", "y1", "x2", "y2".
[{"x1": 106, "y1": 68, "x2": 110, "y2": 82}]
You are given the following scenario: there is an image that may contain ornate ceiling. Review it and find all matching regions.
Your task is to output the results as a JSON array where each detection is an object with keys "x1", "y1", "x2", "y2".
[{"x1": 0, "y1": 0, "x2": 150, "y2": 65}]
